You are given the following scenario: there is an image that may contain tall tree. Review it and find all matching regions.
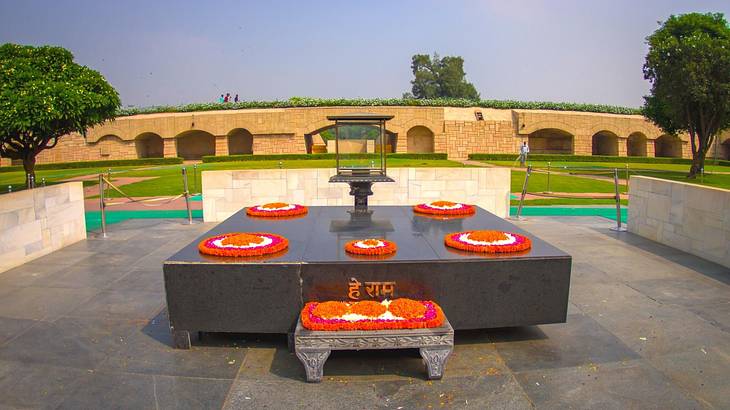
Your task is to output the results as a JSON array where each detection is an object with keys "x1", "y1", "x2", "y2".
[
  {"x1": 405, "y1": 53, "x2": 480, "y2": 100},
  {"x1": 0, "y1": 44, "x2": 120, "y2": 187},
  {"x1": 643, "y1": 13, "x2": 730, "y2": 177}
]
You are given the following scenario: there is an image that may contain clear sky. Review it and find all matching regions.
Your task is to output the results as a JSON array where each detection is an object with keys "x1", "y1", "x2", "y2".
[{"x1": 1, "y1": 0, "x2": 728, "y2": 108}]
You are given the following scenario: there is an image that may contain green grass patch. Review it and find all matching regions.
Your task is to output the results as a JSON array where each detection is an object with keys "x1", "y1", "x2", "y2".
[
  {"x1": 470, "y1": 153, "x2": 730, "y2": 166},
  {"x1": 510, "y1": 170, "x2": 624, "y2": 194},
  {"x1": 104, "y1": 159, "x2": 467, "y2": 197},
  {"x1": 0, "y1": 157, "x2": 183, "y2": 173},
  {"x1": 0, "y1": 165, "x2": 143, "y2": 193}
]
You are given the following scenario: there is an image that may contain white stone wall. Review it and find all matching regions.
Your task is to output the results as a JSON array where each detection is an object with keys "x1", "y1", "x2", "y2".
[
  {"x1": 202, "y1": 167, "x2": 511, "y2": 222},
  {"x1": 0, "y1": 182, "x2": 87, "y2": 273},
  {"x1": 628, "y1": 176, "x2": 730, "y2": 268}
]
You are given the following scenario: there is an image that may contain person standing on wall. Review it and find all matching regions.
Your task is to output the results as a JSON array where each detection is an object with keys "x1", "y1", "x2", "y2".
[
  {"x1": 218, "y1": 94, "x2": 224, "y2": 103},
  {"x1": 224, "y1": 93, "x2": 230, "y2": 103},
  {"x1": 519, "y1": 141, "x2": 530, "y2": 167},
  {"x1": 234, "y1": 94, "x2": 239, "y2": 103}
]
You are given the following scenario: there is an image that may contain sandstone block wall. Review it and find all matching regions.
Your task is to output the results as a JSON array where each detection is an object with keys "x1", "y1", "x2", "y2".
[
  {"x1": 628, "y1": 176, "x2": 730, "y2": 268},
  {"x1": 0, "y1": 182, "x2": 87, "y2": 273},
  {"x1": 0, "y1": 105, "x2": 701, "y2": 167},
  {"x1": 202, "y1": 167, "x2": 510, "y2": 222}
]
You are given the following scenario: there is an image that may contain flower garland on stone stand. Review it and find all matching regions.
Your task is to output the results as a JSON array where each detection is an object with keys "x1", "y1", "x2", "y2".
[
  {"x1": 300, "y1": 299, "x2": 446, "y2": 331},
  {"x1": 246, "y1": 203, "x2": 308, "y2": 217},
  {"x1": 198, "y1": 232, "x2": 289, "y2": 257}
]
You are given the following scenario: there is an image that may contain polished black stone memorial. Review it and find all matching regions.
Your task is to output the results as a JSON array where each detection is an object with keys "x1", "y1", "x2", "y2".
[{"x1": 163, "y1": 206, "x2": 571, "y2": 348}]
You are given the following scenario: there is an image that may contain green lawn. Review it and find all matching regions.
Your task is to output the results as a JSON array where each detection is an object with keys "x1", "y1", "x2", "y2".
[
  {"x1": 488, "y1": 160, "x2": 730, "y2": 191},
  {"x1": 0, "y1": 165, "x2": 141, "y2": 193},
  {"x1": 104, "y1": 159, "x2": 468, "y2": 197}
]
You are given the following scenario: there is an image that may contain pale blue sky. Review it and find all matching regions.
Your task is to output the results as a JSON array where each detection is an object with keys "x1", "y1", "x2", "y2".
[{"x1": 1, "y1": 0, "x2": 729, "y2": 107}]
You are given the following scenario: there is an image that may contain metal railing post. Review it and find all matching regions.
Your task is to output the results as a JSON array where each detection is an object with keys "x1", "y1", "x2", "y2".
[
  {"x1": 8, "y1": 185, "x2": 12, "y2": 193},
  {"x1": 28, "y1": 174, "x2": 35, "y2": 189},
  {"x1": 625, "y1": 164, "x2": 630, "y2": 192},
  {"x1": 610, "y1": 168, "x2": 627, "y2": 232},
  {"x1": 192, "y1": 164, "x2": 198, "y2": 194},
  {"x1": 106, "y1": 168, "x2": 112, "y2": 199},
  {"x1": 41, "y1": 177, "x2": 46, "y2": 187},
  {"x1": 513, "y1": 165, "x2": 532, "y2": 220},
  {"x1": 546, "y1": 161, "x2": 551, "y2": 193},
  {"x1": 99, "y1": 174, "x2": 108, "y2": 238},
  {"x1": 182, "y1": 167, "x2": 193, "y2": 224}
]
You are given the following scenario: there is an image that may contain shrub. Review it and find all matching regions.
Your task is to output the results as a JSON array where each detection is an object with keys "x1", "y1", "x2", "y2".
[{"x1": 118, "y1": 97, "x2": 642, "y2": 117}]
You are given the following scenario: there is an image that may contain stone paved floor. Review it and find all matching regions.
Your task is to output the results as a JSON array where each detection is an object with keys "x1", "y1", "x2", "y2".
[{"x1": 0, "y1": 216, "x2": 728, "y2": 409}]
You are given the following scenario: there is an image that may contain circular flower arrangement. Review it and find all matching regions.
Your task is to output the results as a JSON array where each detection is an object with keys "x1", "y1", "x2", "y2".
[
  {"x1": 444, "y1": 230, "x2": 531, "y2": 253},
  {"x1": 344, "y1": 239, "x2": 397, "y2": 256},
  {"x1": 246, "y1": 202, "x2": 308, "y2": 217},
  {"x1": 198, "y1": 232, "x2": 288, "y2": 257},
  {"x1": 301, "y1": 298, "x2": 445, "y2": 331},
  {"x1": 413, "y1": 201, "x2": 476, "y2": 216}
]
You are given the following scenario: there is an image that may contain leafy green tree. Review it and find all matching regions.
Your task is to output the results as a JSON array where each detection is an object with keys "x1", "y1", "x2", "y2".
[
  {"x1": 0, "y1": 44, "x2": 120, "y2": 187},
  {"x1": 643, "y1": 12, "x2": 730, "y2": 177},
  {"x1": 405, "y1": 53, "x2": 480, "y2": 100}
]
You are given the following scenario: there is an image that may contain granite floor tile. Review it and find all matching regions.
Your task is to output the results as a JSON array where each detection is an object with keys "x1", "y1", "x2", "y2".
[
  {"x1": 57, "y1": 371, "x2": 157, "y2": 410},
  {"x1": 0, "y1": 316, "x2": 138, "y2": 369},
  {"x1": 101, "y1": 326, "x2": 247, "y2": 379},
  {"x1": 153, "y1": 375, "x2": 233, "y2": 410},
  {"x1": 650, "y1": 345, "x2": 730, "y2": 409},
  {"x1": 493, "y1": 313, "x2": 640, "y2": 372},
  {"x1": 0, "y1": 286, "x2": 99, "y2": 320},
  {"x1": 514, "y1": 359, "x2": 702, "y2": 409},
  {"x1": 687, "y1": 301, "x2": 730, "y2": 333},
  {"x1": 0, "y1": 360, "x2": 89, "y2": 409},
  {"x1": 372, "y1": 374, "x2": 534, "y2": 409},
  {"x1": 107, "y1": 267, "x2": 165, "y2": 293},
  {"x1": 571, "y1": 281, "x2": 730, "y2": 359},
  {"x1": 66, "y1": 289, "x2": 165, "y2": 320},
  {"x1": 223, "y1": 379, "x2": 380, "y2": 410},
  {"x1": 628, "y1": 277, "x2": 730, "y2": 307},
  {"x1": 42, "y1": 262, "x2": 135, "y2": 289},
  {"x1": 0, "y1": 316, "x2": 38, "y2": 346}
]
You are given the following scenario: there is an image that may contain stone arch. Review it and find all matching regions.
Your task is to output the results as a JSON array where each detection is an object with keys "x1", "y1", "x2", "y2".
[
  {"x1": 627, "y1": 132, "x2": 647, "y2": 157},
  {"x1": 722, "y1": 139, "x2": 730, "y2": 160},
  {"x1": 654, "y1": 134, "x2": 682, "y2": 158},
  {"x1": 175, "y1": 130, "x2": 215, "y2": 160},
  {"x1": 304, "y1": 124, "x2": 396, "y2": 154},
  {"x1": 406, "y1": 126, "x2": 434, "y2": 153},
  {"x1": 135, "y1": 132, "x2": 164, "y2": 158},
  {"x1": 592, "y1": 131, "x2": 619, "y2": 156},
  {"x1": 528, "y1": 128, "x2": 574, "y2": 154},
  {"x1": 227, "y1": 128, "x2": 253, "y2": 155}
]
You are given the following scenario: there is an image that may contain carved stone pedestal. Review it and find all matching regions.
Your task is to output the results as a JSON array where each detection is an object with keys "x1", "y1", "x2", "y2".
[{"x1": 294, "y1": 318, "x2": 454, "y2": 383}]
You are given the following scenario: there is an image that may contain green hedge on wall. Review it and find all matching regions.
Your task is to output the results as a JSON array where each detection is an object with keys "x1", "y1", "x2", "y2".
[
  {"x1": 201, "y1": 153, "x2": 448, "y2": 163},
  {"x1": 468, "y1": 153, "x2": 730, "y2": 166},
  {"x1": 118, "y1": 97, "x2": 642, "y2": 117},
  {"x1": 0, "y1": 157, "x2": 183, "y2": 173}
]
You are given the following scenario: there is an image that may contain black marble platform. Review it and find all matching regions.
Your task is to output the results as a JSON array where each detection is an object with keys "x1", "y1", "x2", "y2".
[{"x1": 163, "y1": 206, "x2": 571, "y2": 345}]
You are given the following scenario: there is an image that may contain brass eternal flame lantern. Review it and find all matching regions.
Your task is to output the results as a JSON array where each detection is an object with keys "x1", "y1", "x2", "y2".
[{"x1": 327, "y1": 113, "x2": 395, "y2": 213}]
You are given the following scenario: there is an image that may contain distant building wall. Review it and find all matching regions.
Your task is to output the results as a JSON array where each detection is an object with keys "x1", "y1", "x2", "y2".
[
  {"x1": 0, "y1": 182, "x2": 87, "y2": 273},
  {"x1": 628, "y1": 176, "x2": 730, "y2": 268},
  {"x1": 2, "y1": 105, "x2": 695, "y2": 166},
  {"x1": 201, "y1": 167, "x2": 511, "y2": 222}
]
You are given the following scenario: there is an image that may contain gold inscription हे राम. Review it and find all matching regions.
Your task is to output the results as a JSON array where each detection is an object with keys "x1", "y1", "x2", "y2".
[{"x1": 348, "y1": 277, "x2": 396, "y2": 300}]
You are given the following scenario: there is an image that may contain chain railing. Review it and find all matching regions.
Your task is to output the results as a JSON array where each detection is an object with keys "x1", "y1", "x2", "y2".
[{"x1": 97, "y1": 166, "x2": 196, "y2": 237}]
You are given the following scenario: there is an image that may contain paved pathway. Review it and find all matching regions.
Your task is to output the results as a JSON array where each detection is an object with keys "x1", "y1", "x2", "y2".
[{"x1": 0, "y1": 216, "x2": 727, "y2": 408}]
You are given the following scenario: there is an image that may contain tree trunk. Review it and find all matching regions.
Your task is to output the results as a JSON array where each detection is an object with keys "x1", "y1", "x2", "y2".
[{"x1": 23, "y1": 154, "x2": 36, "y2": 189}]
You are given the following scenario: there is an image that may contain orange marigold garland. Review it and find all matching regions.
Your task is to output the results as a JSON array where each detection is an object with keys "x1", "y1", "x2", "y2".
[
  {"x1": 413, "y1": 201, "x2": 476, "y2": 216},
  {"x1": 198, "y1": 232, "x2": 289, "y2": 257},
  {"x1": 444, "y1": 230, "x2": 531, "y2": 253},
  {"x1": 300, "y1": 299, "x2": 445, "y2": 331},
  {"x1": 388, "y1": 298, "x2": 427, "y2": 319},
  {"x1": 344, "y1": 239, "x2": 397, "y2": 256},
  {"x1": 246, "y1": 203, "x2": 308, "y2": 217}
]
